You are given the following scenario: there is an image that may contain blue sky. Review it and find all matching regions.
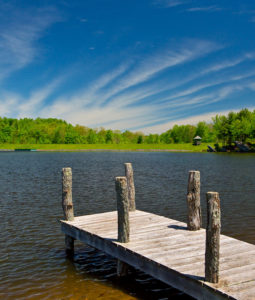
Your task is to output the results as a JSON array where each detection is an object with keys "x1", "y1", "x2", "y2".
[{"x1": 0, "y1": 0, "x2": 255, "y2": 133}]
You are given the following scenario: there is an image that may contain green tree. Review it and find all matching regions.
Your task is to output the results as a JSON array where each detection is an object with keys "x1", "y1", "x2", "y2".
[
  {"x1": 105, "y1": 130, "x2": 113, "y2": 143},
  {"x1": 87, "y1": 129, "x2": 98, "y2": 144}
]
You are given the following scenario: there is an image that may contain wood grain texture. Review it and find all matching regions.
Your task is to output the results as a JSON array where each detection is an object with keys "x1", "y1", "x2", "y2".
[
  {"x1": 205, "y1": 192, "x2": 221, "y2": 283},
  {"x1": 115, "y1": 176, "x2": 130, "y2": 276},
  {"x1": 60, "y1": 210, "x2": 255, "y2": 300},
  {"x1": 125, "y1": 163, "x2": 136, "y2": 211},
  {"x1": 62, "y1": 167, "x2": 74, "y2": 221},
  {"x1": 62, "y1": 167, "x2": 74, "y2": 257},
  {"x1": 115, "y1": 176, "x2": 129, "y2": 243},
  {"x1": 187, "y1": 170, "x2": 201, "y2": 230}
]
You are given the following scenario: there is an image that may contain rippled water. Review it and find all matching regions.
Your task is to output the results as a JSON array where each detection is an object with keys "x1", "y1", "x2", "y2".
[{"x1": 1, "y1": 152, "x2": 255, "y2": 299}]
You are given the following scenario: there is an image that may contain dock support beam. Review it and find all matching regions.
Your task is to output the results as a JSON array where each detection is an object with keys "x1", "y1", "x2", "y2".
[
  {"x1": 62, "y1": 167, "x2": 74, "y2": 258},
  {"x1": 187, "y1": 170, "x2": 201, "y2": 230},
  {"x1": 124, "y1": 163, "x2": 136, "y2": 211},
  {"x1": 115, "y1": 176, "x2": 130, "y2": 276},
  {"x1": 205, "y1": 191, "x2": 221, "y2": 283}
]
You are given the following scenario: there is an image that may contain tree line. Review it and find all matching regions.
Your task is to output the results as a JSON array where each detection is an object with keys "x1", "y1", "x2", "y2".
[{"x1": 0, "y1": 109, "x2": 254, "y2": 144}]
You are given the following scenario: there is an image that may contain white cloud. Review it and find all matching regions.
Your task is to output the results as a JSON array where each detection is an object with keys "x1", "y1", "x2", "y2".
[
  {"x1": 40, "y1": 100, "x2": 157, "y2": 130},
  {"x1": 90, "y1": 39, "x2": 221, "y2": 107},
  {"x1": 201, "y1": 58, "x2": 244, "y2": 74},
  {"x1": 141, "y1": 107, "x2": 255, "y2": 134},
  {"x1": 17, "y1": 77, "x2": 65, "y2": 119},
  {"x1": 187, "y1": 6, "x2": 222, "y2": 12},
  {"x1": 33, "y1": 39, "x2": 255, "y2": 133},
  {"x1": 1, "y1": 23, "x2": 254, "y2": 135},
  {"x1": 0, "y1": 6, "x2": 61, "y2": 82},
  {"x1": 41, "y1": 39, "x2": 217, "y2": 114},
  {"x1": 154, "y1": 0, "x2": 188, "y2": 8},
  {"x1": 0, "y1": 92, "x2": 19, "y2": 116}
]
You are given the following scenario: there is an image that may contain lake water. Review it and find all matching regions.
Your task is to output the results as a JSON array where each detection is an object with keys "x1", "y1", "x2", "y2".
[{"x1": 1, "y1": 152, "x2": 255, "y2": 299}]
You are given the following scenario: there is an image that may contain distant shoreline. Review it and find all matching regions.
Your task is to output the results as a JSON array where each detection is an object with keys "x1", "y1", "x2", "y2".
[
  {"x1": 0, "y1": 143, "x2": 209, "y2": 152},
  {"x1": 1, "y1": 143, "x2": 254, "y2": 153},
  {"x1": 0, "y1": 148, "x2": 193, "y2": 152}
]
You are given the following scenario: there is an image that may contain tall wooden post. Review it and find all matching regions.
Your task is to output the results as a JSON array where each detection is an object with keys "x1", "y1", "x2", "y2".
[
  {"x1": 115, "y1": 176, "x2": 129, "y2": 243},
  {"x1": 205, "y1": 192, "x2": 221, "y2": 283},
  {"x1": 115, "y1": 176, "x2": 129, "y2": 276},
  {"x1": 124, "y1": 163, "x2": 136, "y2": 211},
  {"x1": 187, "y1": 170, "x2": 201, "y2": 230},
  {"x1": 62, "y1": 167, "x2": 74, "y2": 257}
]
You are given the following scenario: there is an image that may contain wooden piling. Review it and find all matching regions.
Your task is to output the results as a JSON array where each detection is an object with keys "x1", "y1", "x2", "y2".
[
  {"x1": 187, "y1": 170, "x2": 201, "y2": 231},
  {"x1": 124, "y1": 163, "x2": 136, "y2": 211},
  {"x1": 115, "y1": 176, "x2": 129, "y2": 243},
  {"x1": 115, "y1": 176, "x2": 130, "y2": 276},
  {"x1": 62, "y1": 167, "x2": 74, "y2": 257},
  {"x1": 205, "y1": 191, "x2": 221, "y2": 283}
]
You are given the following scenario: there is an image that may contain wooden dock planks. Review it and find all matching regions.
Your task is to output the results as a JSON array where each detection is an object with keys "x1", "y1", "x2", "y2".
[{"x1": 61, "y1": 210, "x2": 255, "y2": 300}]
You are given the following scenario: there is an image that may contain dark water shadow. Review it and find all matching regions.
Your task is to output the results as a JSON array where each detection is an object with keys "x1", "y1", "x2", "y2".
[
  {"x1": 168, "y1": 224, "x2": 187, "y2": 230},
  {"x1": 64, "y1": 245, "x2": 195, "y2": 299}
]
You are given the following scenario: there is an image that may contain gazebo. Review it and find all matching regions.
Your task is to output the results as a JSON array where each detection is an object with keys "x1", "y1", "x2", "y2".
[{"x1": 193, "y1": 136, "x2": 202, "y2": 145}]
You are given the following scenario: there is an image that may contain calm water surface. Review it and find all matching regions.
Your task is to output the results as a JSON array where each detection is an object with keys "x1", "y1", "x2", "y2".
[{"x1": 1, "y1": 152, "x2": 255, "y2": 299}]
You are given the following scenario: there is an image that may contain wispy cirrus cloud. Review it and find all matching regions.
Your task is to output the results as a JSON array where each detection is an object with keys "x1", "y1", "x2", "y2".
[
  {"x1": 24, "y1": 39, "x2": 255, "y2": 131},
  {"x1": 92, "y1": 39, "x2": 221, "y2": 106},
  {"x1": 31, "y1": 39, "x2": 222, "y2": 128},
  {"x1": 201, "y1": 57, "x2": 246, "y2": 74},
  {"x1": 1, "y1": 30, "x2": 254, "y2": 133},
  {"x1": 17, "y1": 76, "x2": 66, "y2": 119},
  {"x1": 141, "y1": 107, "x2": 255, "y2": 134},
  {"x1": 0, "y1": 5, "x2": 61, "y2": 82},
  {"x1": 153, "y1": 0, "x2": 188, "y2": 8},
  {"x1": 46, "y1": 38, "x2": 220, "y2": 113},
  {"x1": 187, "y1": 5, "x2": 222, "y2": 12}
]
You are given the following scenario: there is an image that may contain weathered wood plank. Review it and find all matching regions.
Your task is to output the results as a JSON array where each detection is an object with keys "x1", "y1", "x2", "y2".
[
  {"x1": 164, "y1": 249, "x2": 255, "y2": 272},
  {"x1": 139, "y1": 237, "x2": 239, "y2": 260},
  {"x1": 174, "y1": 255, "x2": 255, "y2": 279},
  {"x1": 60, "y1": 210, "x2": 255, "y2": 300},
  {"x1": 152, "y1": 239, "x2": 255, "y2": 267},
  {"x1": 61, "y1": 221, "x2": 233, "y2": 300},
  {"x1": 78, "y1": 215, "x2": 174, "y2": 233},
  {"x1": 70, "y1": 210, "x2": 148, "y2": 225},
  {"x1": 220, "y1": 263, "x2": 255, "y2": 283},
  {"x1": 80, "y1": 221, "x2": 185, "y2": 241},
  {"x1": 229, "y1": 280, "x2": 255, "y2": 292}
]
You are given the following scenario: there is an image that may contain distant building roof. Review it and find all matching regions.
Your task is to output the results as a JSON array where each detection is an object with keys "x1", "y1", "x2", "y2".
[{"x1": 193, "y1": 136, "x2": 202, "y2": 140}]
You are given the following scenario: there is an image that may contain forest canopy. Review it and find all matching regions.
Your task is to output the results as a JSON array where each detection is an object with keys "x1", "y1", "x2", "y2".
[{"x1": 0, "y1": 109, "x2": 254, "y2": 144}]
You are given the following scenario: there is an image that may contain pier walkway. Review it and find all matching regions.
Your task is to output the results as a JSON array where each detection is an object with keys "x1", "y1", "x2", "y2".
[{"x1": 61, "y1": 209, "x2": 255, "y2": 300}]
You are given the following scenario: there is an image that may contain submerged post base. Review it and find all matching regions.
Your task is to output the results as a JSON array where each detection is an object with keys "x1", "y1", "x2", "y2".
[
  {"x1": 117, "y1": 260, "x2": 129, "y2": 277},
  {"x1": 65, "y1": 234, "x2": 74, "y2": 258}
]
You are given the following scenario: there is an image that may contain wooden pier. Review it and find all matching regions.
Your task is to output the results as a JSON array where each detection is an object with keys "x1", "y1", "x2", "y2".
[{"x1": 60, "y1": 166, "x2": 255, "y2": 300}]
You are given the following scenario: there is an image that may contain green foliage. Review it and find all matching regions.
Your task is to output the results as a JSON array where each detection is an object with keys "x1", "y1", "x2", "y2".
[
  {"x1": 0, "y1": 108, "x2": 254, "y2": 145},
  {"x1": 169, "y1": 124, "x2": 196, "y2": 143},
  {"x1": 195, "y1": 122, "x2": 215, "y2": 142},
  {"x1": 213, "y1": 109, "x2": 255, "y2": 145}
]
